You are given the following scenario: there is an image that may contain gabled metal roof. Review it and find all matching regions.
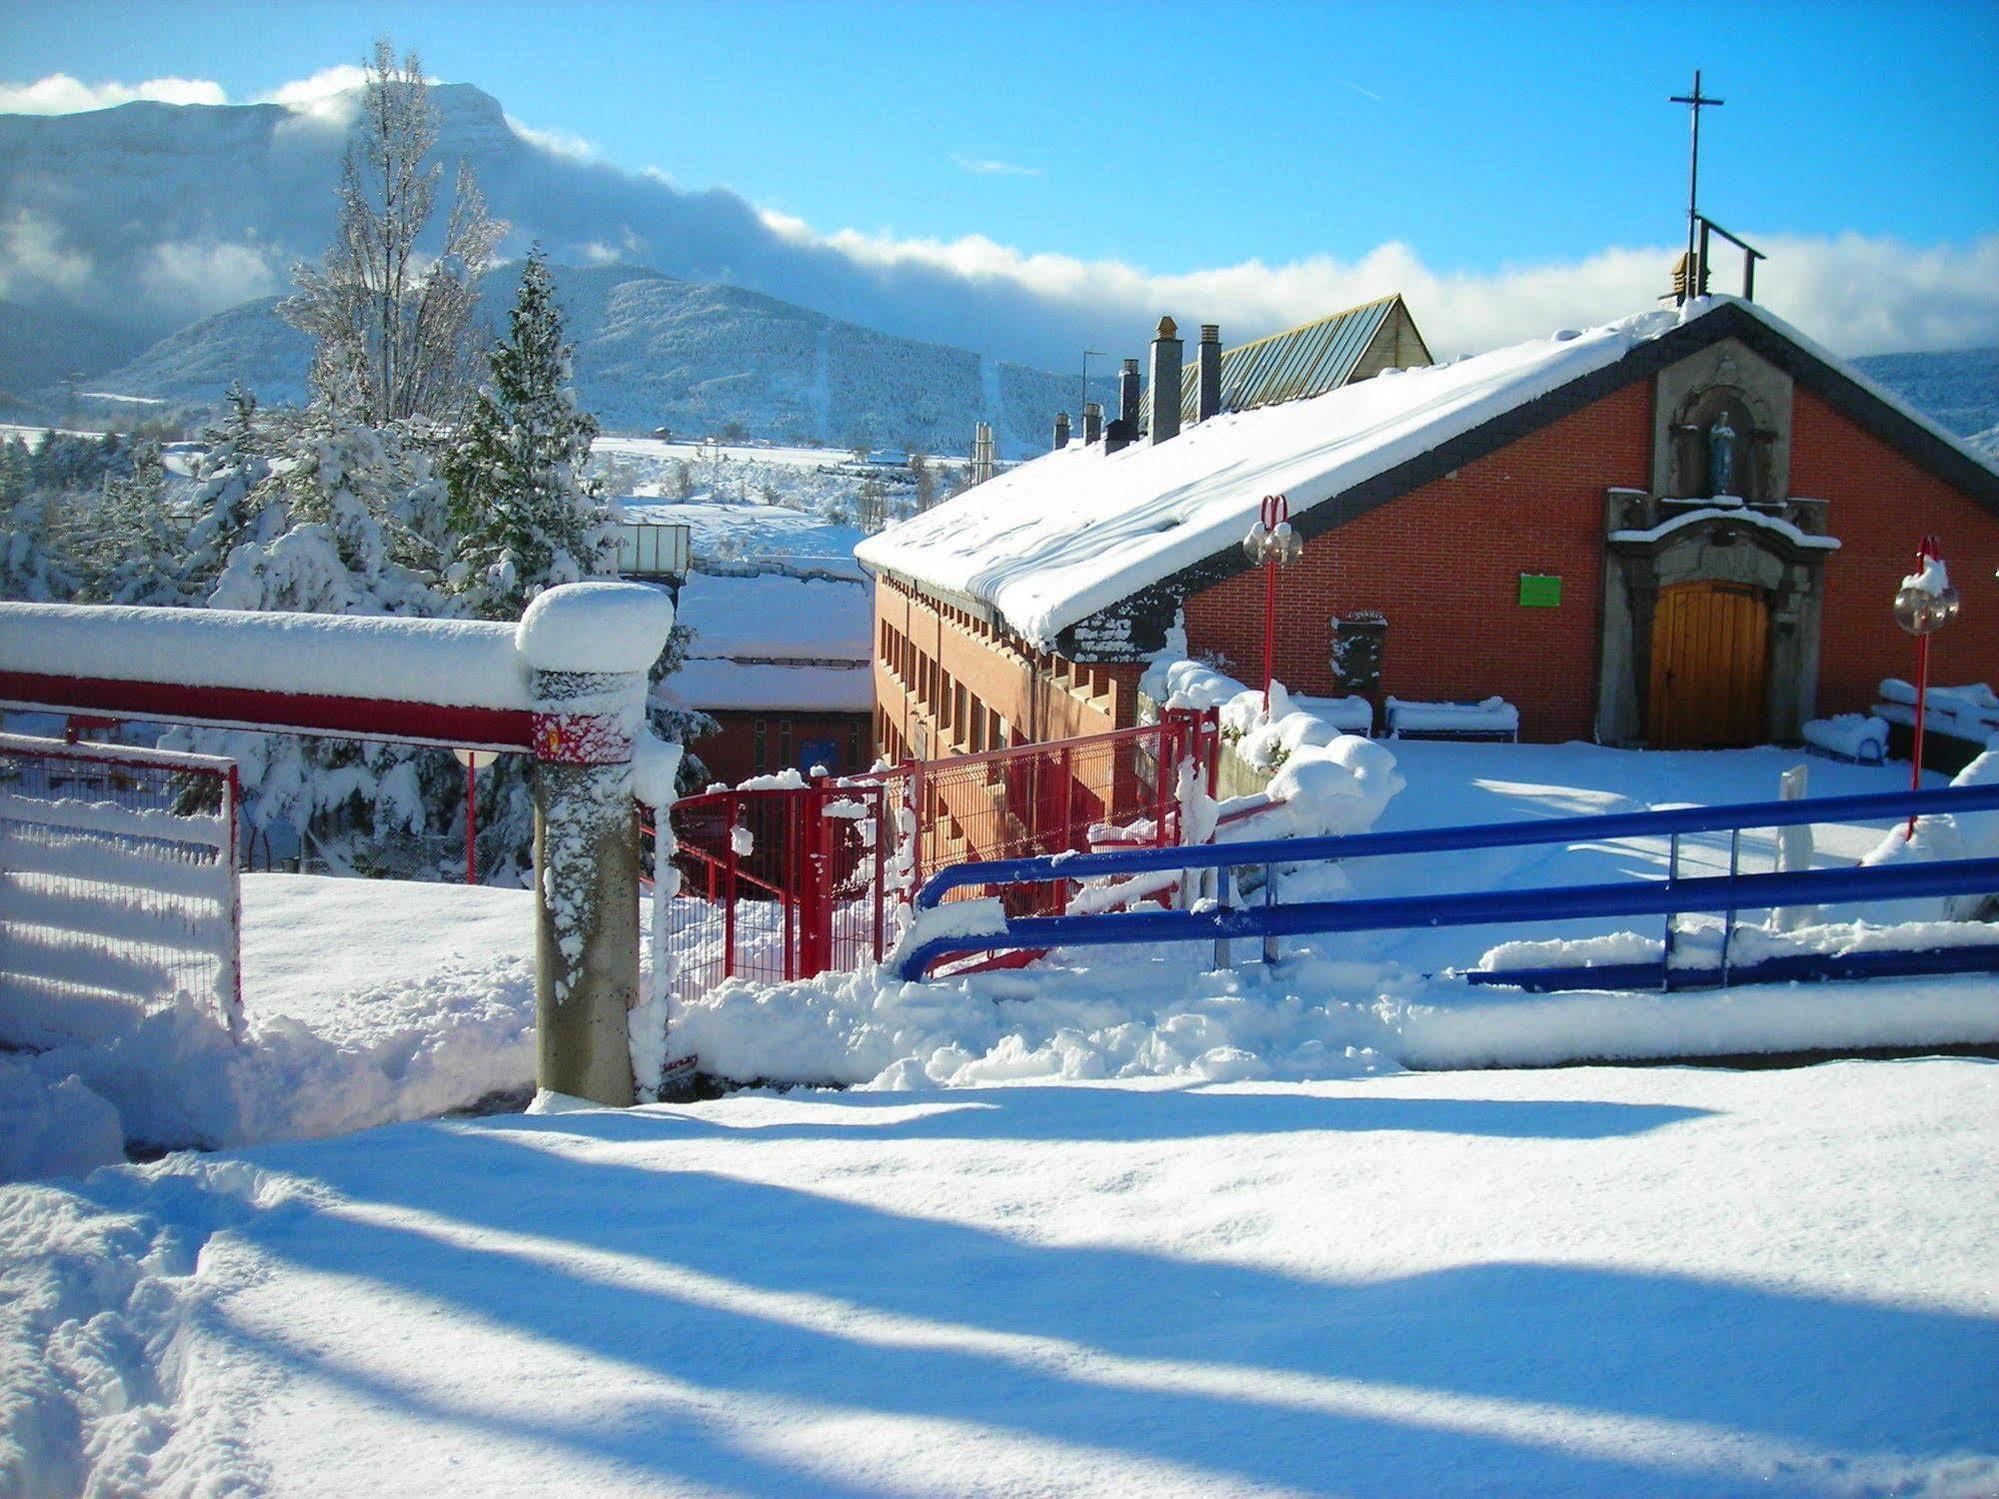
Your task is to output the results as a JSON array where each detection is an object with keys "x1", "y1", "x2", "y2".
[{"x1": 1179, "y1": 293, "x2": 1419, "y2": 424}]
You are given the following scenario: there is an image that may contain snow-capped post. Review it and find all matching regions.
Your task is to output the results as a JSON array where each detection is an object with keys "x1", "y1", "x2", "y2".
[
  {"x1": 1892, "y1": 535, "x2": 1961, "y2": 834},
  {"x1": 1241, "y1": 493, "x2": 1302, "y2": 712},
  {"x1": 515, "y1": 581, "x2": 678, "y2": 1106}
]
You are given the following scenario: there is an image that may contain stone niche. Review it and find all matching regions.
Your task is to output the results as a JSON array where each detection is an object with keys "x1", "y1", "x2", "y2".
[{"x1": 1652, "y1": 337, "x2": 1792, "y2": 502}]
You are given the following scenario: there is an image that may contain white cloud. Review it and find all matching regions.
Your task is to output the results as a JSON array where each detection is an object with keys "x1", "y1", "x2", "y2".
[
  {"x1": 0, "y1": 210, "x2": 94, "y2": 297},
  {"x1": 952, "y1": 155, "x2": 1043, "y2": 179},
  {"x1": 255, "y1": 64, "x2": 369, "y2": 108},
  {"x1": 138, "y1": 239, "x2": 283, "y2": 317},
  {"x1": 507, "y1": 115, "x2": 601, "y2": 163},
  {"x1": 754, "y1": 211, "x2": 1999, "y2": 357},
  {"x1": 0, "y1": 73, "x2": 226, "y2": 114}
]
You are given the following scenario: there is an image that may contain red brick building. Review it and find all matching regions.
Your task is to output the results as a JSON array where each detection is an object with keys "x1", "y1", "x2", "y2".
[
  {"x1": 664, "y1": 570, "x2": 873, "y2": 783},
  {"x1": 858, "y1": 298, "x2": 1998, "y2": 757}
]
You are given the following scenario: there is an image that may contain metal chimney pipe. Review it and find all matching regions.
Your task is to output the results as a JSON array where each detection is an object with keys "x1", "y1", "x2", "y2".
[
  {"x1": 1196, "y1": 324, "x2": 1222, "y2": 423},
  {"x1": 1147, "y1": 317, "x2": 1183, "y2": 445},
  {"x1": 1082, "y1": 402, "x2": 1103, "y2": 444}
]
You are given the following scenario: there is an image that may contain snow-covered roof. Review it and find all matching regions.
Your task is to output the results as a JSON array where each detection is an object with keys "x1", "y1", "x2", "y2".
[
  {"x1": 617, "y1": 500, "x2": 866, "y2": 575},
  {"x1": 856, "y1": 297, "x2": 1999, "y2": 648},
  {"x1": 663, "y1": 659, "x2": 873, "y2": 713},
  {"x1": 674, "y1": 571, "x2": 872, "y2": 664}
]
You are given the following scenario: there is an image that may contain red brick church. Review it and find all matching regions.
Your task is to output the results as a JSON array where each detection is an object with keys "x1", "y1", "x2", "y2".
[{"x1": 856, "y1": 294, "x2": 1998, "y2": 760}]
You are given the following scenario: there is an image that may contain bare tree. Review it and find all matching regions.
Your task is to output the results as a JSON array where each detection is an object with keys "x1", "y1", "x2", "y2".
[{"x1": 284, "y1": 39, "x2": 506, "y2": 424}]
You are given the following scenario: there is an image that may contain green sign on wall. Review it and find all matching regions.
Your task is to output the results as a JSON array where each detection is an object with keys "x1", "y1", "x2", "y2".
[{"x1": 1518, "y1": 574, "x2": 1562, "y2": 608}]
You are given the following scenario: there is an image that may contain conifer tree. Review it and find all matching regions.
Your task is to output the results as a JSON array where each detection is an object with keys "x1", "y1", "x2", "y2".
[{"x1": 444, "y1": 246, "x2": 616, "y2": 618}]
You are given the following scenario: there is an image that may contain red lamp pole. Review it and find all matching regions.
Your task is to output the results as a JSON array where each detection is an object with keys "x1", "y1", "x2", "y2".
[
  {"x1": 1895, "y1": 533, "x2": 1959, "y2": 838},
  {"x1": 1261, "y1": 492, "x2": 1287, "y2": 713}
]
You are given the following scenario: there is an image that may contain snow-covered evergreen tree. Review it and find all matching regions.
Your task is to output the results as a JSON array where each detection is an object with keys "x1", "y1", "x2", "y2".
[{"x1": 443, "y1": 246, "x2": 616, "y2": 619}]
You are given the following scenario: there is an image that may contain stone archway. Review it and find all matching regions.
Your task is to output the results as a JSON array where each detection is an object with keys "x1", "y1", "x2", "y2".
[{"x1": 1596, "y1": 505, "x2": 1832, "y2": 747}]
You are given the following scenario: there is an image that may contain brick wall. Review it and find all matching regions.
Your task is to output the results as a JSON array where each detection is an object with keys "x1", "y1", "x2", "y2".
[
  {"x1": 1791, "y1": 388, "x2": 1999, "y2": 717},
  {"x1": 1184, "y1": 382, "x2": 1654, "y2": 742},
  {"x1": 689, "y1": 710, "x2": 872, "y2": 786},
  {"x1": 873, "y1": 582, "x2": 1134, "y2": 760},
  {"x1": 870, "y1": 373, "x2": 1998, "y2": 752}
]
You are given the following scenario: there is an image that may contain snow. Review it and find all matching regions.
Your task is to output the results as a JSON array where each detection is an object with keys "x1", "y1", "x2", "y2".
[
  {"x1": 3, "y1": 1060, "x2": 1995, "y2": 1496},
  {"x1": 663, "y1": 658, "x2": 874, "y2": 713},
  {"x1": 673, "y1": 570, "x2": 872, "y2": 662},
  {"x1": 1386, "y1": 696, "x2": 1521, "y2": 735},
  {"x1": 1608, "y1": 506, "x2": 1841, "y2": 551},
  {"x1": 1902, "y1": 554, "x2": 1952, "y2": 595},
  {"x1": 0, "y1": 1058, "x2": 124, "y2": 1181},
  {"x1": 1802, "y1": 713, "x2": 1889, "y2": 761},
  {"x1": 1876, "y1": 679, "x2": 1999, "y2": 741},
  {"x1": 854, "y1": 298, "x2": 1875, "y2": 646},
  {"x1": 514, "y1": 579, "x2": 677, "y2": 675},
  {"x1": 0, "y1": 600, "x2": 531, "y2": 710},
  {"x1": 616, "y1": 499, "x2": 868, "y2": 577},
  {"x1": 0, "y1": 875, "x2": 542, "y2": 1178}
]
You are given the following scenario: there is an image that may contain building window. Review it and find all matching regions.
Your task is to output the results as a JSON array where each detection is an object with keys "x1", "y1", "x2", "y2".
[
  {"x1": 780, "y1": 718, "x2": 793, "y2": 772},
  {"x1": 753, "y1": 717, "x2": 768, "y2": 774}
]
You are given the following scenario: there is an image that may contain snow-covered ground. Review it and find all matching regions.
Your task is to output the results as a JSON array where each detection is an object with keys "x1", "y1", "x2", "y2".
[
  {"x1": 10, "y1": 742, "x2": 1996, "y2": 1185},
  {"x1": 671, "y1": 742, "x2": 1999, "y2": 1089},
  {"x1": 4, "y1": 1059, "x2": 1995, "y2": 1496},
  {"x1": 3, "y1": 875, "x2": 539, "y2": 1179}
]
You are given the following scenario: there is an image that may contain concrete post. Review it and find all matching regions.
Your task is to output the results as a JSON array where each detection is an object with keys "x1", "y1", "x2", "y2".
[
  {"x1": 1147, "y1": 316, "x2": 1183, "y2": 445},
  {"x1": 516, "y1": 583, "x2": 677, "y2": 1106}
]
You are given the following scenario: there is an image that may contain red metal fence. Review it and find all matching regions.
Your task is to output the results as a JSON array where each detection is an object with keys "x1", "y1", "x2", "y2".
[
  {"x1": 648, "y1": 710, "x2": 1218, "y2": 1003},
  {"x1": 0, "y1": 732, "x2": 243, "y2": 1046}
]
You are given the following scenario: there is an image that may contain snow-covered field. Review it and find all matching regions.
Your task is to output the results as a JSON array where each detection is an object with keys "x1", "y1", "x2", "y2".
[
  {"x1": 4, "y1": 1060, "x2": 1996, "y2": 1496},
  {"x1": 9, "y1": 742, "x2": 1997, "y2": 1187},
  {"x1": 2, "y1": 875, "x2": 538, "y2": 1180}
]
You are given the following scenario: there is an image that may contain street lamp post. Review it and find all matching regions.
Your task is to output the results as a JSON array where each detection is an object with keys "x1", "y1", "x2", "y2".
[
  {"x1": 1241, "y1": 493, "x2": 1303, "y2": 714},
  {"x1": 1892, "y1": 533, "x2": 1961, "y2": 835}
]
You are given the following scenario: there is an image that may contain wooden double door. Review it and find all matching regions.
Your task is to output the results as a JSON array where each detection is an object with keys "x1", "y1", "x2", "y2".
[{"x1": 1647, "y1": 580, "x2": 1770, "y2": 748}]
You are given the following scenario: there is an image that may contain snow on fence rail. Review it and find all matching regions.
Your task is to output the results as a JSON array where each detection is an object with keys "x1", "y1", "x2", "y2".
[{"x1": 0, "y1": 732, "x2": 242, "y2": 1046}]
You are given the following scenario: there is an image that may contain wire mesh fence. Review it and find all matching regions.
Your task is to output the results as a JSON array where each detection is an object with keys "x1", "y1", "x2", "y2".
[
  {"x1": 0, "y1": 732, "x2": 242, "y2": 1045},
  {"x1": 647, "y1": 712, "x2": 1218, "y2": 1003}
]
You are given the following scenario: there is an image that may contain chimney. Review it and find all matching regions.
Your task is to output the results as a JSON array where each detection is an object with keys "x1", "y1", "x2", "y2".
[
  {"x1": 1052, "y1": 411, "x2": 1071, "y2": 450},
  {"x1": 1196, "y1": 324, "x2": 1222, "y2": 423},
  {"x1": 1147, "y1": 316, "x2": 1183, "y2": 445},
  {"x1": 1118, "y1": 357, "x2": 1141, "y2": 429},
  {"x1": 1104, "y1": 417, "x2": 1135, "y2": 454},
  {"x1": 1082, "y1": 401, "x2": 1103, "y2": 444}
]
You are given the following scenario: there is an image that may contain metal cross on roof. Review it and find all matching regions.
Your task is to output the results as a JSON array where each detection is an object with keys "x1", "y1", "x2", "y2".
[{"x1": 1670, "y1": 69, "x2": 1725, "y2": 305}]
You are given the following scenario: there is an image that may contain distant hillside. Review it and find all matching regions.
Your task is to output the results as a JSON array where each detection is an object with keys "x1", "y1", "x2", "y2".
[
  {"x1": 1853, "y1": 347, "x2": 1999, "y2": 438},
  {"x1": 74, "y1": 263, "x2": 1114, "y2": 458}
]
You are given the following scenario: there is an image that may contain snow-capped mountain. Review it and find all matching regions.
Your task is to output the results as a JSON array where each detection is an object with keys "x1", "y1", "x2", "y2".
[
  {"x1": 1852, "y1": 348, "x2": 1999, "y2": 440},
  {"x1": 52, "y1": 263, "x2": 1113, "y2": 456},
  {"x1": 0, "y1": 82, "x2": 1121, "y2": 381}
]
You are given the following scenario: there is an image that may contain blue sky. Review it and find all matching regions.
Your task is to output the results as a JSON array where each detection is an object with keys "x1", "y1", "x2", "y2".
[
  {"x1": 4, "y1": 0, "x2": 1993, "y2": 272},
  {"x1": 2, "y1": 0, "x2": 1996, "y2": 358}
]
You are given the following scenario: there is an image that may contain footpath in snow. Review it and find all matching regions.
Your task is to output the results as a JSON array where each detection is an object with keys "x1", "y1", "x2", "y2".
[{"x1": 2, "y1": 1059, "x2": 1995, "y2": 1496}]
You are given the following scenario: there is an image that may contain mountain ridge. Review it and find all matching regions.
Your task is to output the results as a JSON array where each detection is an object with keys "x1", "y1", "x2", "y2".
[{"x1": 39, "y1": 261, "x2": 1117, "y2": 457}]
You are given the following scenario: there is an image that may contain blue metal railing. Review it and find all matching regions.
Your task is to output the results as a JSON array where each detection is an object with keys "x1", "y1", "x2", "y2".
[{"x1": 897, "y1": 782, "x2": 1999, "y2": 982}]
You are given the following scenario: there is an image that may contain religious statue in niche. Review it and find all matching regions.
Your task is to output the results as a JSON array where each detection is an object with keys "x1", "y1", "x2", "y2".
[{"x1": 1707, "y1": 411, "x2": 1740, "y2": 497}]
